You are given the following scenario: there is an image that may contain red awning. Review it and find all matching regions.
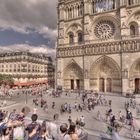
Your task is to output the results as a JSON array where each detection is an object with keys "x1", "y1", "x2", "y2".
[{"x1": 14, "y1": 80, "x2": 48, "y2": 86}]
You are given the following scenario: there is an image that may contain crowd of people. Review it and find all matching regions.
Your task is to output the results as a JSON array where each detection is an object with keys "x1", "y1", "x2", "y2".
[
  {"x1": 1, "y1": 87, "x2": 140, "y2": 140},
  {"x1": 0, "y1": 108, "x2": 88, "y2": 140},
  {"x1": 95, "y1": 96, "x2": 140, "y2": 140}
]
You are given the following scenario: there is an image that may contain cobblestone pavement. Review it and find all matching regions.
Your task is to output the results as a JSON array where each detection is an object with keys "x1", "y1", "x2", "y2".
[{"x1": 1, "y1": 92, "x2": 140, "y2": 140}]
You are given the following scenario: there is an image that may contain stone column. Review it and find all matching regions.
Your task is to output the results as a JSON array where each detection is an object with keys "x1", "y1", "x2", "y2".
[
  {"x1": 104, "y1": 78, "x2": 107, "y2": 92},
  {"x1": 97, "y1": 78, "x2": 100, "y2": 92},
  {"x1": 74, "y1": 6, "x2": 77, "y2": 18},
  {"x1": 122, "y1": 69, "x2": 130, "y2": 96},
  {"x1": 84, "y1": 79, "x2": 90, "y2": 90},
  {"x1": 72, "y1": 7, "x2": 74, "y2": 18},
  {"x1": 122, "y1": 79, "x2": 129, "y2": 96},
  {"x1": 74, "y1": 80, "x2": 77, "y2": 89}
]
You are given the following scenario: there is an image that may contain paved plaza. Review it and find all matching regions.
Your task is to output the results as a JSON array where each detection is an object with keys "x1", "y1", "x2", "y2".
[{"x1": 1, "y1": 91, "x2": 140, "y2": 140}]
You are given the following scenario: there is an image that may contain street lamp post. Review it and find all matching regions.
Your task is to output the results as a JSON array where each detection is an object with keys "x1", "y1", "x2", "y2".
[{"x1": 25, "y1": 89, "x2": 28, "y2": 104}]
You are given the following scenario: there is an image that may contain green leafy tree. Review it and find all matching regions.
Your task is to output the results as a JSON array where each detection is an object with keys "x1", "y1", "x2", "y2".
[{"x1": 0, "y1": 74, "x2": 14, "y2": 85}]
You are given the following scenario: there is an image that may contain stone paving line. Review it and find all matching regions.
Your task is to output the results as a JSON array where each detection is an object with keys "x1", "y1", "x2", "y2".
[{"x1": 0, "y1": 102, "x2": 20, "y2": 110}]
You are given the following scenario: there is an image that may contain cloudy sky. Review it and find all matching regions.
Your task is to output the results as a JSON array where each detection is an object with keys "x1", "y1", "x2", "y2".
[{"x1": 0, "y1": 0, "x2": 57, "y2": 56}]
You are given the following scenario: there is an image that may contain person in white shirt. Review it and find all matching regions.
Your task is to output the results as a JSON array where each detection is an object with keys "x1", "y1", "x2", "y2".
[
  {"x1": 80, "y1": 116, "x2": 85, "y2": 127},
  {"x1": 33, "y1": 108, "x2": 37, "y2": 114}
]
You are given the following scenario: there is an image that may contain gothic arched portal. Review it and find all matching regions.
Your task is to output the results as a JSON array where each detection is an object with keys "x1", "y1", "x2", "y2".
[
  {"x1": 63, "y1": 61, "x2": 84, "y2": 90},
  {"x1": 129, "y1": 58, "x2": 140, "y2": 94},
  {"x1": 90, "y1": 56, "x2": 121, "y2": 93}
]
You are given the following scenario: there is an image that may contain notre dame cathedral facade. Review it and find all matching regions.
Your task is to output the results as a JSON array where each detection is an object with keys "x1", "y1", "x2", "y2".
[{"x1": 56, "y1": 0, "x2": 140, "y2": 95}]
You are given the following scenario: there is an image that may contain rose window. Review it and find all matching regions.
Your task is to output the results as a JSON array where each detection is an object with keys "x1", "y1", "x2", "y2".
[{"x1": 94, "y1": 20, "x2": 115, "y2": 39}]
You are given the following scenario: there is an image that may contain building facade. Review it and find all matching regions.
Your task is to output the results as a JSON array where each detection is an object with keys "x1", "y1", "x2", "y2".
[
  {"x1": 57, "y1": 0, "x2": 140, "y2": 94},
  {"x1": 0, "y1": 51, "x2": 55, "y2": 87}
]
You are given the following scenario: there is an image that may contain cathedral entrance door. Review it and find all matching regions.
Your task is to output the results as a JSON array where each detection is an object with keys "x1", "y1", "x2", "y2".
[
  {"x1": 135, "y1": 78, "x2": 140, "y2": 94},
  {"x1": 99, "y1": 78, "x2": 105, "y2": 92},
  {"x1": 76, "y1": 79, "x2": 80, "y2": 89},
  {"x1": 106, "y1": 78, "x2": 112, "y2": 92},
  {"x1": 71, "y1": 79, "x2": 74, "y2": 90}
]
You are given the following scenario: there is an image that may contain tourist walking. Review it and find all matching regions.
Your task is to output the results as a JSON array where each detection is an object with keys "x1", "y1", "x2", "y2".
[
  {"x1": 68, "y1": 116, "x2": 72, "y2": 125},
  {"x1": 80, "y1": 116, "x2": 85, "y2": 127},
  {"x1": 111, "y1": 128, "x2": 121, "y2": 140}
]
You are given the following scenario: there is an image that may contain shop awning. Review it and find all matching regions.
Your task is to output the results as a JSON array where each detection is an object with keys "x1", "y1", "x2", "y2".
[{"x1": 14, "y1": 80, "x2": 48, "y2": 86}]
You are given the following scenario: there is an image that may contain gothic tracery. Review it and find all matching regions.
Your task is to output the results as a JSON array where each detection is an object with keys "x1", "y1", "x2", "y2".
[
  {"x1": 92, "y1": 0, "x2": 116, "y2": 13},
  {"x1": 94, "y1": 20, "x2": 115, "y2": 39},
  {"x1": 57, "y1": 0, "x2": 140, "y2": 93}
]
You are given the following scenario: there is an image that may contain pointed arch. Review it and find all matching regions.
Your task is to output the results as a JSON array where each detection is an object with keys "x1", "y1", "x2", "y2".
[
  {"x1": 127, "y1": 10, "x2": 140, "y2": 27},
  {"x1": 65, "y1": 23, "x2": 82, "y2": 39},
  {"x1": 129, "y1": 21, "x2": 139, "y2": 37},
  {"x1": 63, "y1": 60, "x2": 84, "y2": 90},
  {"x1": 68, "y1": 31, "x2": 74, "y2": 45},
  {"x1": 77, "y1": 30, "x2": 83, "y2": 44},
  {"x1": 75, "y1": 4, "x2": 79, "y2": 17},
  {"x1": 63, "y1": 59, "x2": 83, "y2": 76},
  {"x1": 129, "y1": 58, "x2": 140, "y2": 93},
  {"x1": 65, "y1": 6, "x2": 69, "y2": 20},
  {"x1": 90, "y1": 56, "x2": 121, "y2": 93},
  {"x1": 92, "y1": 14, "x2": 120, "y2": 26},
  {"x1": 90, "y1": 56, "x2": 121, "y2": 78},
  {"x1": 129, "y1": 58, "x2": 140, "y2": 79},
  {"x1": 69, "y1": 7, "x2": 72, "y2": 19},
  {"x1": 66, "y1": 23, "x2": 82, "y2": 34}
]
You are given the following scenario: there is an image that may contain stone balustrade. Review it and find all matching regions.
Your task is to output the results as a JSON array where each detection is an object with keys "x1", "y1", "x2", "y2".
[{"x1": 57, "y1": 39, "x2": 140, "y2": 57}]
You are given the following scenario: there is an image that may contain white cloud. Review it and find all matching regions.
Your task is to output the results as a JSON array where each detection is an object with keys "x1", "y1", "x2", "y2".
[
  {"x1": 38, "y1": 27, "x2": 57, "y2": 43},
  {"x1": 0, "y1": 0, "x2": 58, "y2": 43},
  {"x1": 0, "y1": 44, "x2": 56, "y2": 58}
]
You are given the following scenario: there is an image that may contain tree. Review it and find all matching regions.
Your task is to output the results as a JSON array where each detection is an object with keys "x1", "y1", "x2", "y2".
[{"x1": 0, "y1": 74, "x2": 14, "y2": 86}]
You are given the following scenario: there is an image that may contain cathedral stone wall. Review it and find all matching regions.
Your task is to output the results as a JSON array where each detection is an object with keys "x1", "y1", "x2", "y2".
[{"x1": 57, "y1": 0, "x2": 140, "y2": 95}]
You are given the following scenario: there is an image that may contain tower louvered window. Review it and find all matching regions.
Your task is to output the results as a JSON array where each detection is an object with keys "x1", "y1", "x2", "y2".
[{"x1": 92, "y1": 0, "x2": 116, "y2": 13}]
